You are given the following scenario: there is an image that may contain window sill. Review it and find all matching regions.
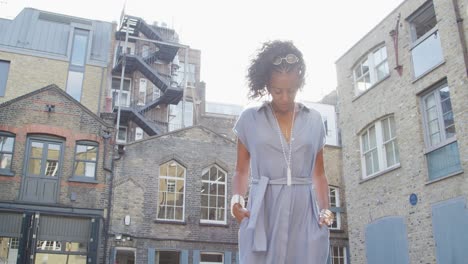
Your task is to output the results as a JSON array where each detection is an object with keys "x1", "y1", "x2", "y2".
[
  {"x1": 68, "y1": 177, "x2": 99, "y2": 184},
  {"x1": 411, "y1": 60, "x2": 445, "y2": 84},
  {"x1": 0, "y1": 171, "x2": 15, "y2": 177},
  {"x1": 352, "y1": 74, "x2": 391, "y2": 102},
  {"x1": 425, "y1": 170, "x2": 464, "y2": 185},
  {"x1": 199, "y1": 221, "x2": 229, "y2": 228},
  {"x1": 359, "y1": 164, "x2": 401, "y2": 184},
  {"x1": 154, "y1": 220, "x2": 186, "y2": 225}
]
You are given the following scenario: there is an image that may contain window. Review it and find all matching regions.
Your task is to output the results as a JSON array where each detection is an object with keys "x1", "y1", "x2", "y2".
[
  {"x1": 201, "y1": 165, "x2": 227, "y2": 224},
  {"x1": 138, "y1": 78, "x2": 147, "y2": 106},
  {"x1": 158, "y1": 161, "x2": 186, "y2": 221},
  {"x1": 73, "y1": 141, "x2": 98, "y2": 180},
  {"x1": 156, "y1": 251, "x2": 180, "y2": 264},
  {"x1": 421, "y1": 81, "x2": 462, "y2": 180},
  {"x1": 329, "y1": 186, "x2": 341, "y2": 230},
  {"x1": 112, "y1": 77, "x2": 131, "y2": 108},
  {"x1": 153, "y1": 84, "x2": 162, "y2": 101},
  {"x1": 353, "y1": 46, "x2": 389, "y2": 95},
  {"x1": 66, "y1": 29, "x2": 89, "y2": 102},
  {"x1": 169, "y1": 101, "x2": 193, "y2": 131},
  {"x1": 117, "y1": 126, "x2": 127, "y2": 144},
  {"x1": 0, "y1": 60, "x2": 10, "y2": 96},
  {"x1": 360, "y1": 116, "x2": 400, "y2": 178},
  {"x1": 200, "y1": 252, "x2": 224, "y2": 264},
  {"x1": 408, "y1": 1, "x2": 443, "y2": 78},
  {"x1": 176, "y1": 62, "x2": 196, "y2": 86},
  {"x1": 135, "y1": 127, "x2": 144, "y2": 141},
  {"x1": 36, "y1": 241, "x2": 87, "y2": 262},
  {"x1": 27, "y1": 141, "x2": 62, "y2": 177},
  {"x1": 330, "y1": 246, "x2": 347, "y2": 264},
  {"x1": 0, "y1": 131, "x2": 15, "y2": 174},
  {"x1": 22, "y1": 138, "x2": 63, "y2": 203},
  {"x1": 0, "y1": 237, "x2": 19, "y2": 263}
]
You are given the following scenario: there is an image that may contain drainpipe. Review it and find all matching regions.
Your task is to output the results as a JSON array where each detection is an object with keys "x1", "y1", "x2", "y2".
[
  {"x1": 452, "y1": 0, "x2": 468, "y2": 76},
  {"x1": 102, "y1": 134, "x2": 122, "y2": 264}
]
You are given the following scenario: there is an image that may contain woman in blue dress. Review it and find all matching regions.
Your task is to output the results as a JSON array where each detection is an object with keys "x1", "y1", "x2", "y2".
[{"x1": 231, "y1": 40, "x2": 334, "y2": 264}]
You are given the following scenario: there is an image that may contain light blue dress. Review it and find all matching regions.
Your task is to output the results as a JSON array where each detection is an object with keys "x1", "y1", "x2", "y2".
[{"x1": 233, "y1": 102, "x2": 329, "y2": 264}]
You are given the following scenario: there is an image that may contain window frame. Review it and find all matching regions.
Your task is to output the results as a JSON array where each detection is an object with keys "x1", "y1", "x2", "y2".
[
  {"x1": 328, "y1": 186, "x2": 341, "y2": 230},
  {"x1": 420, "y1": 81, "x2": 462, "y2": 181},
  {"x1": 71, "y1": 140, "x2": 99, "y2": 183},
  {"x1": 0, "y1": 60, "x2": 11, "y2": 97},
  {"x1": 0, "y1": 131, "x2": 15, "y2": 176},
  {"x1": 117, "y1": 126, "x2": 128, "y2": 144},
  {"x1": 359, "y1": 116, "x2": 400, "y2": 179},
  {"x1": 200, "y1": 252, "x2": 224, "y2": 264},
  {"x1": 157, "y1": 160, "x2": 186, "y2": 222},
  {"x1": 420, "y1": 81, "x2": 456, "y2": 152},
  {"x1": 407, "y1": 1, "x2": 444, "y2": 79},
  {"x1": 330, "y1": 246, "x2": 348, "y2": 264},
  {"x1": 353, "y1": 45, "x2": 389, "y2": 96},
  {"x1": 112, "y1": 77, "x2": 132, "y2": 108},
  {"x1": 200, "y1": 165, "x2": 227, "y2": 225},
  {"x1": 66, "y1": 28, "x2": 90, "y2": 102}
]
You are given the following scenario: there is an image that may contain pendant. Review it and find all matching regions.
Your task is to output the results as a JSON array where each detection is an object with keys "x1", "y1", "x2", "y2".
[{"x1": 287, "y1": 168, "x2": 291, "y2": 186}]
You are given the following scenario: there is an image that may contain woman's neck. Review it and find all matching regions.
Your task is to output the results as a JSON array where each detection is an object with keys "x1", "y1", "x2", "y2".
[{"x1": 271, "y1": 102, "x2": 296, "y2": 116}]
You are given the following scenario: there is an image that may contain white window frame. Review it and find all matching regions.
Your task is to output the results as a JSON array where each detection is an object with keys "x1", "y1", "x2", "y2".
[
  {"x1": 200, "y1": 252, "x2": 224, "y2": 264},
  {"x1": 200, "y1": 165, "x2": 227, "y2": 224},
  {"x1": 157, "y1": 160, "x2": 186, "y2": 222},
  {"x1": 117, "y1": 126, "x2": 127, "y2": 144},
  {"x1": 330, "y1": 246, "x2": 347, "y2": 264},
  {"x1": 353, "y1": 45, "x2": 389, "y2": 96},
  {"x1": 328, "y1": 186, "x2": 341, "y2": 230},
  {"x1": 135, "y1": 127, "x2": 144, "y2": 141},
  {"x1": 112, "y1": 77, "x2": 132, "y2": 108},
  {"x1": 138, "y1": 78, "x2": 147, "y2": 106},
  {"x1": 360, "y1": 116, "x2": 400, "y2": 179},
  {"x1": 420, "y1": 82, "x2": 456, "y2": 152}
]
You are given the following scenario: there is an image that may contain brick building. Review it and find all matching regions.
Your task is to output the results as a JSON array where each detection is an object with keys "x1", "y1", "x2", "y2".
[
  {"x1": 0, "y1": 85, "x2": 114, "y2": 263},
  {"x1": 0, "y1": 8, "x2": 114, "y2": 263},
  {"x1": 109, "y1": 126, "x2": 238, "y2": 264},
  {"x1": 336, "y1": 0, "x2": 468, "y2": 263},
  {"x1": 303, "y1": 101, "x2": 348, "y2": 263}
]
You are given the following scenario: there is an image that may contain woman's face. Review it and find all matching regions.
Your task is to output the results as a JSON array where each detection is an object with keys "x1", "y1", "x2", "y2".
[{"x1": 267, "y1": 70, "x2": 300, "y2": 114}]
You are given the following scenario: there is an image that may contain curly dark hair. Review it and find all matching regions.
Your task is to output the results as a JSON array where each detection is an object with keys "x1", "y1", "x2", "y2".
[{"x1": 247, "y1": 40, "x2": 306, "y2": 99}]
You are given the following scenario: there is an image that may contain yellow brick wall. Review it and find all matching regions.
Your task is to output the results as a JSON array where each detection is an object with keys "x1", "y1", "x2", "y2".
[{"x1": 0, "y1": 51, "x2": 106, "y2": 114}]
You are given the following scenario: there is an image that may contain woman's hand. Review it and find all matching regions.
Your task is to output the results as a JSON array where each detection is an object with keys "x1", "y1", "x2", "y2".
[
  {"x1": 233, "y1": 203, "x2": 250, "y2": 224},
  {"x1": 318, "y1": 209, "x2": 334, "y2": 227}
]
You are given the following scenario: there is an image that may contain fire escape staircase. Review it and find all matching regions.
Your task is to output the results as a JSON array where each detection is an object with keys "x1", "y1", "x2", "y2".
[{"x1": 112, "y1": 15, "x2": 184, "y2": 136}]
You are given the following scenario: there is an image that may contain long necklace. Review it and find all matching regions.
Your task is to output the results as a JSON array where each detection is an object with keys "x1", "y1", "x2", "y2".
[{"x1": 269, "y1": 102, "x2": 296, "y2": 186}]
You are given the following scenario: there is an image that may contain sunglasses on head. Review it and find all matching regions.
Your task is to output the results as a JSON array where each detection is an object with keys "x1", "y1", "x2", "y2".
[{"x1": 272, "y1": 54, "x2": 299, "y2": 65}]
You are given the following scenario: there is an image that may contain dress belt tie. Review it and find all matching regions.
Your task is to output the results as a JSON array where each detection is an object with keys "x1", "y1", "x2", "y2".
[{"x1": 247, "y1": 176, "x2": 314, "y2": 252}]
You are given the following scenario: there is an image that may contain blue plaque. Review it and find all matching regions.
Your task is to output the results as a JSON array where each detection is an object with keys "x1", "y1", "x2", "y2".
[{"x1": 409, "y1": 193, "x2": 418, "y2": 206}]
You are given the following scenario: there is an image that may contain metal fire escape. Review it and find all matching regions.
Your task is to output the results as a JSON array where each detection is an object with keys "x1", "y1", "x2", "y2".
[{"x1": 112, "y1": 15, "x2": 185, "y2": 136}]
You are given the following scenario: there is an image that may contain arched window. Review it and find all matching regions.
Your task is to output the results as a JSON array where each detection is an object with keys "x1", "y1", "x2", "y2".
[
  {"x1": 353, "y1": 45, "x2": 389, "y2": 95},
  {"x1": 360, "y1": 115, "x2": 400, "y2": 178},
  {"x1": 72, "y1": 140, "x2": 98, "y2": 181},
  {"x1": 157, "y1": 160, "x2": 186, "y2": 221},
  {"x1": 0, "y1": 131, "x2": 15, "y2": 175},
  {"x1": 200, "y1": 165, "x2": 227, "y2": 224}
]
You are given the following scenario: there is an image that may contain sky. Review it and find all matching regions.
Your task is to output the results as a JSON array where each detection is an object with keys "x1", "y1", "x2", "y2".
[{"x1": 1, "y1": 0, "x2": 405, "y2": 106}]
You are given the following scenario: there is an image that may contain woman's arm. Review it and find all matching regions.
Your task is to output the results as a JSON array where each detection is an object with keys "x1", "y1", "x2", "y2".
[
  {"x1": 232, "y1": 139, "x2": 251, "y2": 223},
  {"x1": 312, "y1": 148, "x2": 331, "y2": 225}
]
